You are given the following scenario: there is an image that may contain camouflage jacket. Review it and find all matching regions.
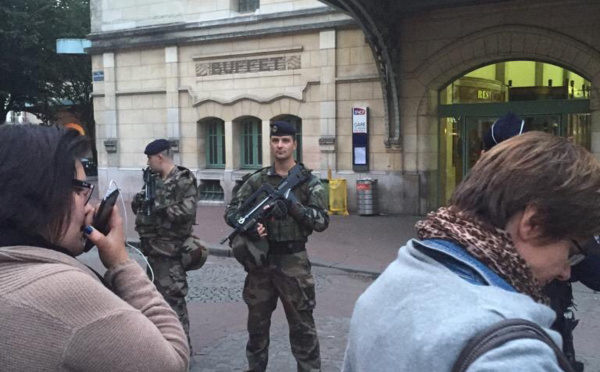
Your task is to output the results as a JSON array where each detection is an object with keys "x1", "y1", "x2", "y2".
[
  {"x1": 132, "y1": 166, "x2": 198, "y2": 241},
  {"x1": 225, "y1": 164, "x2": 329, "y2": 243}
]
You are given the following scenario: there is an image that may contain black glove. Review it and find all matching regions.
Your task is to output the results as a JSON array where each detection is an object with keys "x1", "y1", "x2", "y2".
[
  {"x1": 283, "y1": 190, "x2": 303, "y2": 220},
  {"x1": 269, "y1": 199, "x2": 289, "y2": 219},
  {"x1": 226, "y1": 213, "x2": 238, "y2": 228},
  {"x1": 244, "y1": 226, "x2": 262, "y2": 241}
]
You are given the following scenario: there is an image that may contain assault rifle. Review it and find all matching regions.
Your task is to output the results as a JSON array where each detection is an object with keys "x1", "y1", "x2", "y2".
[
  {"x1": 547, "y1": 281, "x2": 584, "y2": 372},
  {"x1": 220, "y1": 164, "x2": 309, "y2": 245},
  {"x1": 142, "y1": 167, "x2": 157, "y2": 215},
  {"x1": 562, "y1": 309, "x2": 584, "y2": 372}
]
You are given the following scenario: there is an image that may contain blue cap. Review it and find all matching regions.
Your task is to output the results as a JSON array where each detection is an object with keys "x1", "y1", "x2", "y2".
[
  {"x1": 483, "y1": 113, "x2": 526, "y2": 151},
  {"x1": 270, "y1": 121, "x2": 296, "y2": 137},
  {"x1": 144, "y1": 139, "x2": 170, "y2": 155}
]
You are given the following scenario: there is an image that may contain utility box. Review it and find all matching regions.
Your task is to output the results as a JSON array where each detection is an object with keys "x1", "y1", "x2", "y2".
[{"x1": 357, "y1": 179, "x2": 378, "y2": 216}]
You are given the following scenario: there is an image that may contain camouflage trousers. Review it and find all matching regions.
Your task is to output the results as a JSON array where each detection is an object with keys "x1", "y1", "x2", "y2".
[
  {"x1": 146, "y1": 254, "x2": 191, "y2": 352},
  {"x1": 243, "y1": 250, "x2": 320, "y2": 372}
]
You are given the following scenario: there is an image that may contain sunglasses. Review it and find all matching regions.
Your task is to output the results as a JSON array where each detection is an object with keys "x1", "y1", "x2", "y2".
[
  {"x1": 72, "y1": 179, "x2": 94, "y2": 206},
  {"x1": 568, "y1": 240, "x2": 587, "y2": 266}
]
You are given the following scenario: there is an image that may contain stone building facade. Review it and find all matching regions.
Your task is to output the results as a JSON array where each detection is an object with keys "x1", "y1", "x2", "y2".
[{"x1": 89, "y1": 0, "x2": 600, "y2": 214}]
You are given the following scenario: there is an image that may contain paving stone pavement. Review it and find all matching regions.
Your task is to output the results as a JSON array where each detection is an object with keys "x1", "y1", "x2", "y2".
[
  {"x1": 77, "y1": 199, "x2": 600, "y2": 372},
  {"x1": 186, "y1": 258, "x2": 331, "y2": 304},
  {"x1": 192, "y1": 316, "x2": 350, "y2": 372},
  {"x1": 185, "y1": 256, "x2": 371, "y2": 372}
]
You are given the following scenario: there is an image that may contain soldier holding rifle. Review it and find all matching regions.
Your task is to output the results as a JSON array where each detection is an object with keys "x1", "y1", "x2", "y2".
[
  {"x1": 132, "y1": 139, "x2": 199, "y2": 353},
  {"x1": 224, "y1": 121, "x2": 329, "y2": 372}
]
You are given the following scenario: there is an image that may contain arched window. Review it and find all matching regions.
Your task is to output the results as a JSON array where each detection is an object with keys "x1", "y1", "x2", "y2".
[
  {"x1": 205, "y1": 119, "x2": 226, "y2": 168},
  {"x1": 240, "y1": 117, "x2": 262, "y2": 169}
]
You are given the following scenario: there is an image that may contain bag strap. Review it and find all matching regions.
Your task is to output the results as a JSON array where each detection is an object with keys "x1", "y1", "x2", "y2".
[{"x1": 452, "y1": 319, "x2": 576, "y2": 372}]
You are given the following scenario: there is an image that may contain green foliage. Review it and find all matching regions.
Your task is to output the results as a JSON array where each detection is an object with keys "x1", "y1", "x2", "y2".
[{"x1": 0, "y1": 0, "x2": 92, "y2": 125}]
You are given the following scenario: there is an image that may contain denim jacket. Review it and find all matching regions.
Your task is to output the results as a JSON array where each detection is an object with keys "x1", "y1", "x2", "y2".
[{"x1": 415, "y1": 238, "x2": 516, "y2": 292}]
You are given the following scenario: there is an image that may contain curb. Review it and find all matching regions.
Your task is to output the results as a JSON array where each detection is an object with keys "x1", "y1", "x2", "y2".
[
  {"x1": 207, "y1": 244, "x2": 380, "y2": 276},
  {"x1": 127, "y1": 240, "x2": 381, "y2": 277},
  {"x1": 127, "y1": 240, "x2": 231, "y2": 257}
]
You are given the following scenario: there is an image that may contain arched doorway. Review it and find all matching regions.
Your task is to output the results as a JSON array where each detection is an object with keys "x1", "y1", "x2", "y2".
[{"x1": 438, "y1": 60, "x2": 591, "y2": 204}]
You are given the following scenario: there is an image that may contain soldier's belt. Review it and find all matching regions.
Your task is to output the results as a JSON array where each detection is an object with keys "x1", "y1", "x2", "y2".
[{"x1": 268, "y1": 241, "x2": 306, "y2": 255}]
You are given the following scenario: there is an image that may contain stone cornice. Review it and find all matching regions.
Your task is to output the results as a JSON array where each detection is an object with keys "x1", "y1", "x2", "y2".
[
  {"x1": 335, "y1": 75, "x2": 380, "y2": 83},
  {"x1": 87, "y1": 9, "x2": 357, "y2": 54},
  {"x1": 192, "y1": 46, "x2": 304, "y2": 61}
]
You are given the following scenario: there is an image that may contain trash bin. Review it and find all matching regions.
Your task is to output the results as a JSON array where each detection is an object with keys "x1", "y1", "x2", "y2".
[{"x1": 357, "y1": 179, "x2": 378, "y2": 216}]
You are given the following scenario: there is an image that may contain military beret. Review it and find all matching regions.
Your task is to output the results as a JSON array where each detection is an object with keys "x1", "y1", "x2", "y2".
[
  {"x1": 144, "y1": 139, "x2": 170, "y2": 155},
  {"x1": 483, "y1": 112, "x2": 526, "y2": 151},
  {"x1": 270, "y1": 121, "x2": 296, "y2": 137}
]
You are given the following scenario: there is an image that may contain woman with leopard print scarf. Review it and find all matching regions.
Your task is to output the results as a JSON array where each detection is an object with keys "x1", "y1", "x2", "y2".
[{"x1": 343, "y1": 132, "x2": 600, "y2": 372}]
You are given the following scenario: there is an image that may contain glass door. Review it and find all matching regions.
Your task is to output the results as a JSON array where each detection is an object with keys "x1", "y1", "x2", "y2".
[{"x1": 438, "y1": 114, "x2": 570, "y2": 206}]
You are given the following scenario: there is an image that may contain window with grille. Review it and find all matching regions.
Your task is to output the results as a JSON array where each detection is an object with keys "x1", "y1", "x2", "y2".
[
  {"x1": 241, "y1": 119, "x2": 262, "y2": 169},
  {"x1": 199, "y1": 180, "x2": 224, "y2": 201},
  {"x1": 239, "y1": 0, "x2": 259, "y2": 13},
  {"x1": 206, "y1": 120, "x2": 225, "y2": 168}
]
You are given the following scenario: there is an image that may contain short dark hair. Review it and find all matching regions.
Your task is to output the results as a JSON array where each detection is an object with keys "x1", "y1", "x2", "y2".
[
  {"x1": 451, "y1": 131, "x2": 600, "y2": 241},
  {"x1": 0, "y1": 125, "x2": 89, "y2": 242}
]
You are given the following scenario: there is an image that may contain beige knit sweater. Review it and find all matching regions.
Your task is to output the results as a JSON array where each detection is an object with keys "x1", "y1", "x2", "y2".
[{"x1": 0, "y1": 246, "x2": 189, "y2": 372}]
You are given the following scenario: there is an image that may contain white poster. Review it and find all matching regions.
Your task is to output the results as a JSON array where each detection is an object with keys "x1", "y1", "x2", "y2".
[
  {"x1": 352, "y1": 107, "x2": 368, "y2": 134},
  {"x1": 354, "y1": 147, "x2": 367, "y2": 165}
]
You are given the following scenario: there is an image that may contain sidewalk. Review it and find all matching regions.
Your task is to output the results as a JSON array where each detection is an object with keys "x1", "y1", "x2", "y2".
[{"x1": 122, "y1": 203, "x2": 422, "y2": 274}]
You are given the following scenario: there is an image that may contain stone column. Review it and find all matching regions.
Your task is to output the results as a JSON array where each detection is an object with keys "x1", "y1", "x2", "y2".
[
  {"x1": 165, "y1": 46, "x2": 181, "y2": 164},
  {"x1": 224, "y1": 121, "x2": 235, "y2": 170},
  {"x1": 102, "y1": 52, "x2": 119, "y2": 168},
  {"x1": 319, "y1": 30, "x2": 337, "y2": 172},
  {"x1": 261, "y1": 118, "x2": 272, "y2": 166},
  {"x1": 591, "y1": 110, "x2": 600, "y2": 160}
]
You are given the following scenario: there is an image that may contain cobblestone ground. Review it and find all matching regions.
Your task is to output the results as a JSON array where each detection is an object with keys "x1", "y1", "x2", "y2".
[
  {"x1": 79, "y1": 247, "x2": 600, "y2": 372},
  {"x1": 186, "y1": 259, "x2": 331, "y2": 304},
  {"x1": 186, "y1": 256, "x2": 370, "y2": 372},
  {"x1": 193, "y1": 316, "x2": 350, "y2": 372}
]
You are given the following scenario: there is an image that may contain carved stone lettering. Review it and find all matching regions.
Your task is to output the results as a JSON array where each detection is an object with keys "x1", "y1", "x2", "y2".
[
  {"x1": 287, "y1": 55, "x2": 301, "y2": 70},
  {"x1": 223, "y1": 61, "x2": 235, "y2": 74},
  {"x1": 248, "y1": 59, "x2": 259, "y2": 73},
  {"x1": 196, "y1": 55, "x2": 301, "y2": 77},
  {"x1": 211, "y1": 62, "x2": 222, "y2": 75},
  {"x1": 196, "y1": 63, "x2": 209, "y2": 76},
  {"x1": 259, "y1": 58, "x2": 270, "y2": 72},
  {"x1": 272, "y1": 57, "x2": 285, "y2": 70},
  {"x1": 236, "y1": 60, "x2": 249, "y2": 74}
]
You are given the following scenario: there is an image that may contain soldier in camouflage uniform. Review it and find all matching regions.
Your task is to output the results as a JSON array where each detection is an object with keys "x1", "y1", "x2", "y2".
[
  {"x1": 225, "y1": 122, "x2": 329, "y2": 372},
  {"x1": 131, "y1": 139, "x2": 198, "y2": 351}
]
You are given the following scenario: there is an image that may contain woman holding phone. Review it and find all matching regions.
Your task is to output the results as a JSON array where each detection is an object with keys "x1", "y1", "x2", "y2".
[{"x1": 0, "y1": 125, "x2": 189, "y2": 371}]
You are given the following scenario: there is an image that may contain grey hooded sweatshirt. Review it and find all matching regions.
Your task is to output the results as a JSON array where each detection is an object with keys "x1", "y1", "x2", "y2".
[{"x1": 342, "y1": 239, "x2": 562, "y2": 372}]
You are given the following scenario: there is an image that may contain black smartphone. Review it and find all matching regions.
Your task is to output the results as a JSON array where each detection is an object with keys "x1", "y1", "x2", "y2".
[{"x1": 84, "y1": 188, "x2": 120, "y2": 252}]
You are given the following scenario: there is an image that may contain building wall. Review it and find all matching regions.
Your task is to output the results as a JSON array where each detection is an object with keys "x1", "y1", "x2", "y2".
[
  {"x1": 395, "y1": 0, "x2": 600, "y2": 212},
  {"x1": 90, "y1": 2, "x2": 397, "y2": 211},
  {"x1": 91, "y1": 0, "x2": 600, "y2": 214},
  {"x1": 92, "y1": 0, "x2": 326, "y2": 33}
]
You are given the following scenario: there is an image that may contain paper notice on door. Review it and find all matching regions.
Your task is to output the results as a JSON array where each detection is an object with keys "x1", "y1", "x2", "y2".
[{"x1": 354, "y1": 147, "x2": 367, "y2": 165}]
